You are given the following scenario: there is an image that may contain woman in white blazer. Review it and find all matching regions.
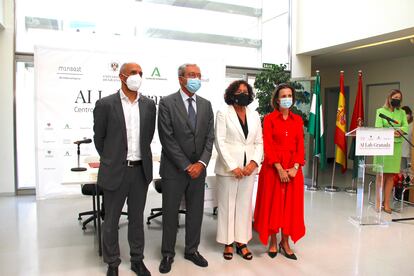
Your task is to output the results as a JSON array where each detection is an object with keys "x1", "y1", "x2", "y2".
[{"x1": 215, "y1": 80, "x2": 263, "y2": 260}]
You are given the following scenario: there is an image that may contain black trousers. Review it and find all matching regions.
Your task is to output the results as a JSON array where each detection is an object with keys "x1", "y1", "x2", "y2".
[
  {"x1": 161, "y1": 173, "x2": 205, "y2": 257},
  {"x1": 102, "y1": 165, "x2": 148, "y2": 267}
]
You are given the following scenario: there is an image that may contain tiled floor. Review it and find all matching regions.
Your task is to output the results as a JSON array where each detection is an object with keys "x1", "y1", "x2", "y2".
[{"x1": 1, "y1": 166, "x2": 414, "y2": 276}]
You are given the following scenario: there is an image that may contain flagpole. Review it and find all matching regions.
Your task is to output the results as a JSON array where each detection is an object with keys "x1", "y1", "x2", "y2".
[
  {"x1": 307, "y1": 143, "x2": 319, "y2": 191},
  {"x1": 325, "y1": 146, "x2": 340, "y2": 192}
]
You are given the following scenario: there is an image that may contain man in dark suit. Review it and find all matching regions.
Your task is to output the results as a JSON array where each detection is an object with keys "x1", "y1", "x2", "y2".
[
  {"x1": 157, "y1": 63, "x2": 215, "y2": 273},
  {"x1": 93, "y1": 62, "x2": 156, "y2": 276}
]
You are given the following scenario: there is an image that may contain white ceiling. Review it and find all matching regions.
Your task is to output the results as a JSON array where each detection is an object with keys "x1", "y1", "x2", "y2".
[{"x1": 312, "y1": 37, "x2": 414, "y2": 67}]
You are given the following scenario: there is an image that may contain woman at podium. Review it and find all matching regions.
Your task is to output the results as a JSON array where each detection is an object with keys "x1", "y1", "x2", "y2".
[
  {"x1": 253, "y1": 83, "x2": 305, "y2": 260},
  {"x1": 374, "y1": 89, "x2": 408, "y2": 214}
]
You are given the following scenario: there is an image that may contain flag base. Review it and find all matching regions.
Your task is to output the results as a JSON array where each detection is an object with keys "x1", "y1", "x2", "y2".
[
  {"x1": 306, "y1": 185, "x2": 319, "y2": 191},
  {"x1": 324, "y1": 186, "x2": 340, "y2": 192},
  {"x1": 345, "y1": 187, "x2": 357, "y2": 194}
]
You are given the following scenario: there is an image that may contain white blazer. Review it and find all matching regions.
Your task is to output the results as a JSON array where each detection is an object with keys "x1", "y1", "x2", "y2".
[{"x1": 214, "y1": 105, "x2": 263, "y2": 176}]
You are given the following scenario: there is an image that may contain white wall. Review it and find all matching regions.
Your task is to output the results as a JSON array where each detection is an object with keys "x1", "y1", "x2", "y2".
[
  {"x1": 0, "y1": 0, "x2": 4, "y2": 29},
  {"x1": 296, "y1": 0, "x2": 414, "y2": 55},
  {"x1": 316, "y1": 55, "x2": 414, "y2": 117},
  {"x1": 0, "y1": 0, "x2": 15, "y2": 194}
]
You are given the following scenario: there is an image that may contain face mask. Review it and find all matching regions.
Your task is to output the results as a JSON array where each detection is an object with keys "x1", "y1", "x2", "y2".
[
  {"x1": 124, "y1": 74, "x2": 142, "y2": 92},
  {"x1": 390, "y1": 98, "x2": 401, "y2": 108},
  {"x1": 234, "y1": 93, "x2": 250, "y2": 106},
  {"x1": 185, "y1": 78, "x2": 201, "y2": 93},
  {"x1": 279, "y1": 98, "x2": 293, "y2": 108}
]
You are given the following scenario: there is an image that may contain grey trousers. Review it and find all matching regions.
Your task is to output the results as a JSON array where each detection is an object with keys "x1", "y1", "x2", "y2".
[
  {"x1": 102, "y1": 165, "x2": 148, "y2": 267},
  {"x1": 161, "y1": 173, "x2": 205, "y2": 257}
]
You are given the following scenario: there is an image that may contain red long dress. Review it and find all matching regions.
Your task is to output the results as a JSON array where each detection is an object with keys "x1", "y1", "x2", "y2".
[{"x1": 253, "y1": 110, "x2": 306, "y2": 245}]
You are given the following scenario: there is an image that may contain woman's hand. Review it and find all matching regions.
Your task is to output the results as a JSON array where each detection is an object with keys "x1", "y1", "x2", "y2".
[
  {"x1": 242, "y1": 161, "x2": 258, "y2": 176},
  {"x1": 287, "y1": 167, "x2": 298, "y2": 178},
  {"x1": 278, "y1": 169, "x2": 290, "y2": 182},
  {"x1": 231, "y1": 168, "x2": 244, "y2": 179},
  {"x1": 394, "y1": 130, "x2": 402, "y2": 137}
]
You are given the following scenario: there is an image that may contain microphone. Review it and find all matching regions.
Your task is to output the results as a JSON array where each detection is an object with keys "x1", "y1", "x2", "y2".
[
  {"x1": 73, "y1": 138, "x2": 92, "y2": 145},
  {"x1": 379, "y1": 113, "x2": 399, "y2": 125}
]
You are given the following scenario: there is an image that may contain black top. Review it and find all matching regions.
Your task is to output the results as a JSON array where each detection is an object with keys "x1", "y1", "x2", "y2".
[{"x1": 237, "y1": 114, "x2": 248, "y2": 166}]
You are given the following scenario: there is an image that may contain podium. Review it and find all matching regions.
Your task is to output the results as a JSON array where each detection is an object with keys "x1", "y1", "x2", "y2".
[{"x1": 346, "y1": 127, "x2": 395, "y2": 225}]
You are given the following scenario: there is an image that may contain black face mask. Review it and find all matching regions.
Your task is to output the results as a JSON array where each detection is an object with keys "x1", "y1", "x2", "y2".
[
  {"x1": 234, "y1": 93, "x2": 250, "y2": 106},
  {"x1": 391, "y1": 98, "x2": 401, "y2": 108}
]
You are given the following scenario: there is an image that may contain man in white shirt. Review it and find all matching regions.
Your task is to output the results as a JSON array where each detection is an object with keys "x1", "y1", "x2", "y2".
[{"x1": 93, "y1": 63, "x2": 156, "y2": 276}]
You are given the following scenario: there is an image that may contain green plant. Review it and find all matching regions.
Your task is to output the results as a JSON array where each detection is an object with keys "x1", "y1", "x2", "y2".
[{"x1": 254, "y1": 64, "x2": 310, "y2": 126}]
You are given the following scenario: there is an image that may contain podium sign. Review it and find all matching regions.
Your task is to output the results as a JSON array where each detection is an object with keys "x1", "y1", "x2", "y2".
[
  {"x1": 355, "y1": 128, "x2": 394, "y2": 156},
  {"x1": 346, "y1": 127, "x2": 392, "y2": 226}
]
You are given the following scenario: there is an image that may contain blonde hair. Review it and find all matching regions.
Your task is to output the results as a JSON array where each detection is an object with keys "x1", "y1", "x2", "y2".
[{"x1": 384, "y1": 89, "x2": 402, "y2": 109}]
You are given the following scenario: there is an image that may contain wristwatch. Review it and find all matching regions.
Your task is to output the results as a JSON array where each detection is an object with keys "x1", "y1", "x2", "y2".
[{"x1": 294, "y1": 163, "x2": 300, "y2": 170}]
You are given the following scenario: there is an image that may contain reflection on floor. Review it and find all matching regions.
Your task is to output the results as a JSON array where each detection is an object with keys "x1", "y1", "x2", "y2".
[{"x1": 1, "y1": 166, "x2": 414, "y2": 276}]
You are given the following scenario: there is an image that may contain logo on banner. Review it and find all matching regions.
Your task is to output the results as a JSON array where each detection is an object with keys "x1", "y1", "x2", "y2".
[
  {"x1": 103, "y1": 61, "x2": 121, "y2": 82},
  {"x1": 64, "y1": 151, "x2": 71, "y2": 157},
  {"x1": 57, "y1": 65, "x2": 83, "y2": 80},
  {"x1": 45, "y1": 122, "x2": 53, "y2": 130},
  {"x1": 45, "y1": 150, "x2": 54, "y2": 158},
  {"x1": 64, "y1": 124, "x2": 71, "y2": 129},
  {"x1": 146, "y1": 66, "x2": 167, "y2": 80},
  {"x1": 110, "y1": 62, "x2": 119, "y2": 72}
]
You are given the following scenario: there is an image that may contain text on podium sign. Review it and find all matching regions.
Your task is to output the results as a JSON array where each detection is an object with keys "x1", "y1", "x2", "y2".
[{"x1": 355, "y1": 128, "x2": 394, "y2": 156}]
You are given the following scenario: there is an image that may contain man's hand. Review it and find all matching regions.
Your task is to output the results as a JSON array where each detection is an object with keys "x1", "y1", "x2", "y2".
[
  {"x1": 242, "y1": 161, "x2": 258, "y2": 176},
  {"x1": 231, "y1": 168, "x2": 244, "y2": 179},
  {"x1": 187, "y1": 162, "x2": 205, "y2": 179}
]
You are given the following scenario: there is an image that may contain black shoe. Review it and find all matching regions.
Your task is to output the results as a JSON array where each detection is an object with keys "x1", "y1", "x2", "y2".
[
  {"x1": 236, "y1": 244, "x2": 253, "y2": 260},
  {"x1": 184, "y1": 251, "x2": 208, "y2": 267},
  {"x1": 268, "y1": 249, "x2": 278, "y2": 258},
  {"x1": 279, "y1": 242, "x2": 297, "y2": 260},
  {"x1": 106, "y1": 266, "x2": 118, "y2": 276},
  {"x1": 159, "y1": 256, "x2": 174, "y2": 274},
  {"x1": 131, "y1": 260, "x2": 151, "y2": 276}
]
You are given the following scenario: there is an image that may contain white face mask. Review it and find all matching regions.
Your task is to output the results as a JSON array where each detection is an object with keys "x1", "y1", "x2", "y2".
[{"x1": 124, "y1": 74, "x2": 142, "y2": 92}]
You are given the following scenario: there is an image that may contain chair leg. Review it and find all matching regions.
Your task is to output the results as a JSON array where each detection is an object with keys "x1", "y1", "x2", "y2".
[
  {"x1": 146, "y1": 211, "x2": 163, "y2": 225},
  {"x1": 78, "y1": 210, "x2": 95, "y2": 220},
  {"x1": 92, "y1": 194, "x2": 97, "y2": 229},
  {"x1": 82, "y1": 214, "x2": 97, "y2": 230}
]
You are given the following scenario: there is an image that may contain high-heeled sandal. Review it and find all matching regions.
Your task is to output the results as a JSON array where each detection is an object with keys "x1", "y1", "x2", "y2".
[
  {"x1": 223, "y1": 243, "x2": 234, "y2": 260},
  {"x1": 268, "y1": 250, "x2": 277, "y2": 258},
  {"x1": 236, "y1": 244, "x2": 253, "y2": 260},
  {"x1": 279, "y1": 242, "x2": 297, "y2": 260}
]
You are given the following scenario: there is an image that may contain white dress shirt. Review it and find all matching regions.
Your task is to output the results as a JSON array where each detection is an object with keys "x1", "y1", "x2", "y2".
[{"x1": 120, "y1": 89, "x2": 141, "y2": 161}]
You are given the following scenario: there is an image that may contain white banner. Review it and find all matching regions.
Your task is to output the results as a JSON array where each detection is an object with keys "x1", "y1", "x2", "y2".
[
  {"x1": 34, "y1": 46, "x2": 225, "y2": 199},
  {"x1": 355, "y1": 128, "x2": 394, "y2": 156}
]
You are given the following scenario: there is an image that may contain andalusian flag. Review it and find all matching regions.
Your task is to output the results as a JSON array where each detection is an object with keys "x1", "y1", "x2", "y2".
[
  {"x1": 348, "y1": 71, "x2": 364, "y2": 179},
  {"x1": 308, "y1": 70, "x2": 327, "y2": 169},
  {"x1": 334, "y1": 71, "x2": 347, "y2": 173}
]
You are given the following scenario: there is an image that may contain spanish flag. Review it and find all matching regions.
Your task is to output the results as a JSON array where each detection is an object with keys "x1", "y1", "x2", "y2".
[{"x1": 334, "y1": 71, "x2": 347, "y2": 173}]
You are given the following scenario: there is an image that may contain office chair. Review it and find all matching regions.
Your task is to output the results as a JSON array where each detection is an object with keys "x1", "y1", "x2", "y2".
[
  {"x1": 78, "y1": 156, "x2": 127, "y2": 230},
  {"x1": 146, "y1": 179, "x2": 186, "y2": 225}
]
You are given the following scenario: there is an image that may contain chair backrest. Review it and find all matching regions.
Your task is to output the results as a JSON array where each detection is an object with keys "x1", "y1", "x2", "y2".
[{"x1": 153, "y1": 179, "x2": 162, "y2": 193}]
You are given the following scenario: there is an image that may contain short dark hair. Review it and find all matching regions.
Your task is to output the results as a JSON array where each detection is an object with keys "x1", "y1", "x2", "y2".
[
  {"x1": 271, "y1": 83, "x2": 296, "y2": 110},
  {"x1": 224, "y1": 80, "x2": 254, "y2": 105}
]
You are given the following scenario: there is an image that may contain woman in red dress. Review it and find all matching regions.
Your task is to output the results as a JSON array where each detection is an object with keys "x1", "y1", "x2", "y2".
[{"x1": 253, "y1": 83, "x2": 305, "y2": 260}]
